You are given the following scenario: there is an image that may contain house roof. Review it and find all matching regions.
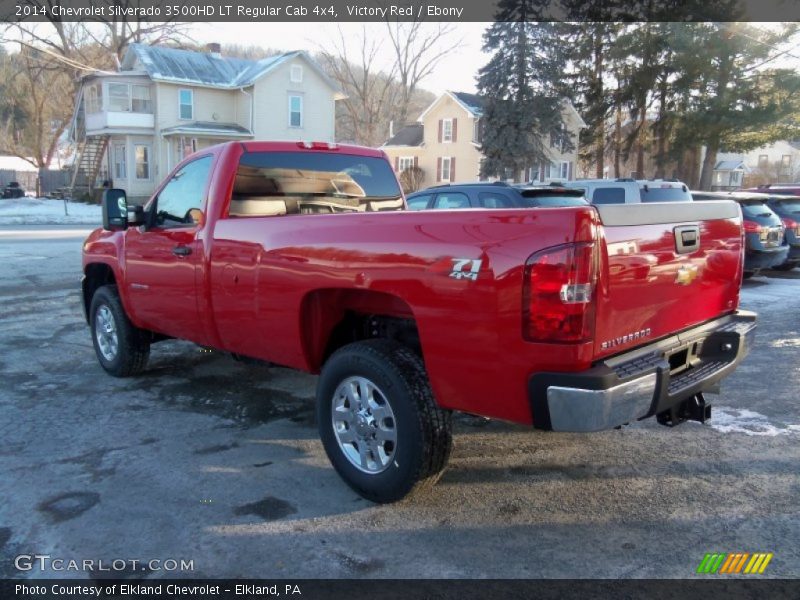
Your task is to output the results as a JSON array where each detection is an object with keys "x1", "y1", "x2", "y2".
[
  {"x1": 119, "y1": 44, "x2": 343, "y2": 95},
  {"x1": 450, "y1": 92, "x2": 484, "y2": 117},
  {"x1": 715, "y1": 159, "x2": 749, "y2": 171},
  {"x1": 382, "y1": 124, "x2": 424, "y2": 147},
  {"x1": 416, "y1": 91, "x2": 586, "y2": 129},
  {"x1": 160, "y1": 122, "x2": 253, "y2": 138}
]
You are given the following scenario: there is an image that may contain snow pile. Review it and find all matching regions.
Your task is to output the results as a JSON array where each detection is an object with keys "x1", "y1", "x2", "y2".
[
  {"x1": 707, "y1": 407, "x2": 800, "y2": 437},
  {"x1": 0, "y1": 197, "x2": 101, "y2": 225}
]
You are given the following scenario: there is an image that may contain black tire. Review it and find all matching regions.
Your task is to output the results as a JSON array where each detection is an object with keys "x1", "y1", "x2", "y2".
[
  {"x1": 772, "y1": 263, "x2": 797, "y2": 271},
  {"x1": 316, "y1": 340, "x2": 452, "y2": 503},
  {"x1": 89, "y1": 284, "x2": 150, "y2": 377},
  {"x1": 743, "y1": 271, "x2": 754, "y2": 279}
]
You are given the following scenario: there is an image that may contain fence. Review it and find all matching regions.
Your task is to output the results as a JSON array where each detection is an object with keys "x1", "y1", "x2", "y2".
[{"x1": 0, "y1": 168, "x2": 70, "y2": 196}]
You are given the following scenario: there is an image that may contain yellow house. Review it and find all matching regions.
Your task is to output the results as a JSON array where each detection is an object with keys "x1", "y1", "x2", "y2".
[{"x1": 382, "y1": 91, "x2": 585, "y2": 191}]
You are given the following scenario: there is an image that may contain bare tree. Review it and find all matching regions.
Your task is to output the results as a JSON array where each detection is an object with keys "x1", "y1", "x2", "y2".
[
  {"x1": 5, "y1": 1, "x2": 190, "y2": 65},
  {"x1": 318, "y1": 26, "x2": 398, "y2": 147},
  {"x1": 385, "y1": 22, "x2": 462, "y2": 127},
  {"x1": 0, "y1": 46, "x2": 73, "y2": 168},
  {"x1": 399, "y1": 165, "x2": 425, "y2": 193}
]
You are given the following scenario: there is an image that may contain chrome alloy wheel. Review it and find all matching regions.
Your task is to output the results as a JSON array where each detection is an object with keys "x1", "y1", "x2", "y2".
[
  {"x1": 95, "y1": 305, "x2": 119, "y2": 361},
  {"x1": 331, "y1": 376, "x2": 397, "y2": 474}
]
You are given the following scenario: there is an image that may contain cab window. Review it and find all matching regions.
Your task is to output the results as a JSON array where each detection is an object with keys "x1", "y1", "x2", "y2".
[
  {"x1": 154, "y1": 156, "x2": 214, "y2": 227},
  {"x1": 592, "y1": 187, "x2": 626, "y2": 204}
]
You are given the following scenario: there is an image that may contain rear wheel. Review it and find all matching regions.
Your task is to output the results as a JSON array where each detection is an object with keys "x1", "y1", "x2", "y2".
[
  {"x1": 317, "y1": 340, "x2": 452, "y2": 503},
  {"x1": 90, "y1": 285, "x2": 150, "y2": 377}
]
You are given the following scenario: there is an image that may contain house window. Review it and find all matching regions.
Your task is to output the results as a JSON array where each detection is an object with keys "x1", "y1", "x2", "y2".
[
  {"x1": 398, "y1": 157, "x2": 415, "y2": 172},
  {"x1": 86, "y1": 84, "x2": 101, "y2": 113},
  {"x1": 730, "y1": 171, "x2": 742, "y2": 186},
  {"x1": 108, "y1": 83, "x2": 130, "y2": 112},
  {"x1": 113, "y1": 143, "x2": 126, "y2": 180},
  {"x1": 441, "y1": 157, "x2": 452, "y2": 181},
  {"x1": 781, "y1": 155, "x2": 792, "y2": 173},
  {"x1": 289, "y1": 95, "x2": 303, "y2": 128},
  {"x1": 758, "y1": 155, "x2": 769, "y2": 168},
  {"x1": 560, "y1": 161, "x2": 570, "y2": 179},
  {"x1": 131, "y1": 85, "x2": 152, "y2": 113},
  {"x1": 290, "y1": 65, "x2": 303, "y2": 83},
  {"x1": 442, "y1": 119, "x2": 453, "y2": 142},
  {"x1": 179, "y1": 89, "x2": 194, "y2": 120},
  {"x1": 473, "y1": 119, "x2": 481, "y2": 143},
  {"x1": 135, "y1": 144, "x2": 151, "y2": 180}
]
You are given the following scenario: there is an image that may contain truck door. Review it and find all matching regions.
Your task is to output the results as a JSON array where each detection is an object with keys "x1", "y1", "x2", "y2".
[{"x1": 124, "y1": 155, "x2": 215, "y2": 344}]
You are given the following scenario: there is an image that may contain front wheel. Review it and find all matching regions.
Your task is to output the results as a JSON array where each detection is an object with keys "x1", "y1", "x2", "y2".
[
  {"x1": 317, "y1": 340, "x2": 452, "y2": 503},
  {"x1": 90, "y1": 285, "x2": 150, "y2": 377}
]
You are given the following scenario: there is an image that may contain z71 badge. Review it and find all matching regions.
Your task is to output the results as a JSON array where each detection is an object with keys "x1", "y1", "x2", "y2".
[{"x1": 450, "y1": 258, "x2": 482, "y2": 281}]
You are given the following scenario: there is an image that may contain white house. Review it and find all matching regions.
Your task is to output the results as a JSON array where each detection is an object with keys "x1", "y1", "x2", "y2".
[
  {"x1": 715, "y1": 140, "x2": 800, "y2": 190},
  {"x1": 69, "y1": 43, "x2": 344, "y2": 201}
]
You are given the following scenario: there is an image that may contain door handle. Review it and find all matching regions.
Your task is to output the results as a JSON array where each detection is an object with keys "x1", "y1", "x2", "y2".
[{"x1": 172, "y1": 245, "x2": 192, "y2": 257}]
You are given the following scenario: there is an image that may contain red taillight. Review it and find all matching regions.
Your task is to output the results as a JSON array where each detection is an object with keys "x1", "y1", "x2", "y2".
[
  {"x1": 743, "y1": 220, "x2": 762, "y2": 234},
  {"x1": 782, "y1": 217, "x2": 800, "y2": 235},
  {"x1": 522, "y1": 242, "x2": 597, "y2": 343},
  {"x1": 297, "y1": 141, "x2": 339, "y2": 150}
]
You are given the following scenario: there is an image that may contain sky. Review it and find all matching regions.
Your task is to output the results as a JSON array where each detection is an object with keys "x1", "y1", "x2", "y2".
[{"x1": 190, "y1": 22, "x2": 490, "y2": 95}]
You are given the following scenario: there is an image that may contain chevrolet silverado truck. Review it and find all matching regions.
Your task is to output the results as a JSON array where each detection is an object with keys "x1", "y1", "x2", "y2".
[{"x1": 82, "y1": 141, "x2": 756, "y2": 502}]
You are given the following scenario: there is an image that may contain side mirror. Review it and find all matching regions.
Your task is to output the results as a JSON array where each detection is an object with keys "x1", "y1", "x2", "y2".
[
  {"x1": 102, "y1": 189, "x2": 128, "y2": 231},
  {"x1": 128, "y1": 204, "x2": 146, "y2": 227}
]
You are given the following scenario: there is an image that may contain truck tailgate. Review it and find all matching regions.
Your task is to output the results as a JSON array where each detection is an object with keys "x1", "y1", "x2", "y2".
[{"x1": 593, "y1": 201, "x2": 743, "y2": 360}]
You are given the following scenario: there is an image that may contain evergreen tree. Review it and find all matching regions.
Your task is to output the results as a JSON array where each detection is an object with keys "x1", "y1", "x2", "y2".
[
  {"x1": 477, "y1": 1, "x2": 567, "y2": 180},
  {"x1": 668, "y1": 23, "x2": 800, "y2": 188}
]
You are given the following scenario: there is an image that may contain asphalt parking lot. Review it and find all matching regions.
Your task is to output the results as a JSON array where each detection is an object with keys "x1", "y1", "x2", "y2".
[{"x1": 1, "y1": 224, "x2": 799, "y2": 579}]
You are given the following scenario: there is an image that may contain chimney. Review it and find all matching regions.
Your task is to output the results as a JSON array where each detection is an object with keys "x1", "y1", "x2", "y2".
[
  {"x1": 206, "y1": 42, "x2": 221, "y2": 57},
  {"x1": 389, "y1": 120, "x2": 394, "y2": 138}
]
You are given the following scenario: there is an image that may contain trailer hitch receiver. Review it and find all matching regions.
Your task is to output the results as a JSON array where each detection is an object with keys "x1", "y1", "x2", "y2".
[{"x1": 657, "y1": 393, "x2": 711, "y2": 427}]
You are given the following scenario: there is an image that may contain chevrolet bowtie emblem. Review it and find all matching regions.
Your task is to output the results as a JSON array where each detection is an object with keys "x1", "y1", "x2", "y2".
[{"x1": 676, "y1": 264, "x2": 699, "y2": 285}]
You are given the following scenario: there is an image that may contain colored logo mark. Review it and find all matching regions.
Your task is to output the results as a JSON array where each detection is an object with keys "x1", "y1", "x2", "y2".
[{"x1": 697, "y1": 553, "x2": 773, "y2": 575}]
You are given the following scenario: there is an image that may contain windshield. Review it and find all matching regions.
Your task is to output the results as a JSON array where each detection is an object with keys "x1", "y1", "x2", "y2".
[
  {"x1": 640, "y1": 186, "x2": 692, "y2": 202},
  {"x1": 230, "y1": 151, "x2": 403, "y2": 216}
]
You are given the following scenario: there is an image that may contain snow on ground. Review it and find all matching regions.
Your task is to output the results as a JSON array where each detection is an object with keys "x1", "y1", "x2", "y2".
[
  {"x1": 701, "y1": 407, "x2": 800, "y2": 437},
  {"x1": 0, "y1": 197, "x2": 101, "y2": 225}
]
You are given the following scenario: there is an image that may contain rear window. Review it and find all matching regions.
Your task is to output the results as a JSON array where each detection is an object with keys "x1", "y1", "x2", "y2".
[
  {"x1": 228, "y1": 151, "x2": 403, "y2": 217},
  {"x1": 740, "y1": 201, "x2": 776, "y2": 219},
  {"x1": 771, "y1": 199, "x2": 800, "y2": 215},
  {"x1": 518, "y1": 189, "x2": 587, "y2": 207},
  {"x1": 592, "y1": 187, "x2": 626, "y2": 204},
  {"x1": 640, "y1": 186, "x2": 692, "y2": 202}
]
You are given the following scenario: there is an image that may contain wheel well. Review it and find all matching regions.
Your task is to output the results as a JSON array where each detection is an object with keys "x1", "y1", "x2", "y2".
[
  {"x1": 82, "y1": 263, "x2": 116, "y2": 323},
  {"x1": 300, "y1": 289, "x2": 421, "y2": 371}
]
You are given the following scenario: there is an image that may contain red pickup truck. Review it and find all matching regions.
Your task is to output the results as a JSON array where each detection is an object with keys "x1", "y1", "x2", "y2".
[{"x1": 82, "y1": 141, "x2": 756, "y2": 502}]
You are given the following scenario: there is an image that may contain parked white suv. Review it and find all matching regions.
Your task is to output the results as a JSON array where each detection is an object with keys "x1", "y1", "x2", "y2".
[{"x1": 561, "y1": 179, "x2": 692, "y2": 204}]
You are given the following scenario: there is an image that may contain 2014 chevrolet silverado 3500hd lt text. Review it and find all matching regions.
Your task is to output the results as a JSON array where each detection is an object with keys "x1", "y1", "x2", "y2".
[{"x1": 82, "y1": 141, "x2": 756, "y2": 502}]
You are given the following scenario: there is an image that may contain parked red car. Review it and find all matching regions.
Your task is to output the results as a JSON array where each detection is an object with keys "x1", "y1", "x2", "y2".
[
  {"x1": 81, "y1": 141, "x2": 756, "y2": 502},
  {"x1": 745, "y1": 184, "x2": 800, "y2": 197}
]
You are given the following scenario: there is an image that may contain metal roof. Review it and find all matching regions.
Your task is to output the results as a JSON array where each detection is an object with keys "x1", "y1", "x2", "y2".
[
  {"x1": 160, "y1": 122, "x2": 253, "y2": 137},
  {"x1": 714, "y1": 159, "x2": 749, "y2": 171},
  {"x1": 450, "y1": 92, "x2": 484, "y2": 117},
  {"x1": 120, "y1": 45, "x2": 342, "y2": 94}
]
